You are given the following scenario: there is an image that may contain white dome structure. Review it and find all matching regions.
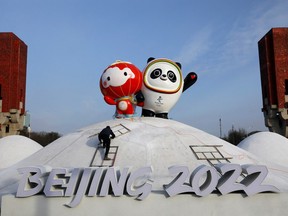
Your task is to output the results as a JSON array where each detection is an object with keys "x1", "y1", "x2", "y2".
[
  {"x1": 238, "y1": 132, "x2": 288, "y2": 166},
  {"x1": 1, "y1": 118, "x2": 288, "y2": 216},
  {"x1": 0, "y1": 135, "x2": 42, "y2": 170}
]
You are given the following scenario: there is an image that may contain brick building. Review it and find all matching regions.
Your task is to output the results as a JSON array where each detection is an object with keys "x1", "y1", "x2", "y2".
[
  {"x1": 258, "y1": 28, "x2": 288, "y2": 137},
  {"x1": 0, "y1": 32, "x2": 28, "y2": 137}
]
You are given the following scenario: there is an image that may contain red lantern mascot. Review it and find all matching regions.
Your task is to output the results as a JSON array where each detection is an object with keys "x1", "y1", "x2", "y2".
[{"x1": 100, "y1": 61, "x2": 143, "y2": 118}]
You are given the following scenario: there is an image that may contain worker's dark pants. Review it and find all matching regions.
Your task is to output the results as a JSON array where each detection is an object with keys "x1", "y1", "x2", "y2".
[{"x1": 103, "y1": 138, "x2": 111, "y2": 157}]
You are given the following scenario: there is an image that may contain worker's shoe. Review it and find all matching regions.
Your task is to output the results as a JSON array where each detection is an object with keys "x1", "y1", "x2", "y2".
[{"x1": 104, "y1": 156, "x2": 111, "y2": 160}]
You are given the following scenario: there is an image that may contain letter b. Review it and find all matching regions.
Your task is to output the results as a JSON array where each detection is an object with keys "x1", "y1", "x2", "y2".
[{"x1": 16, "y1": 167, "x2": 45, "y2": 197}]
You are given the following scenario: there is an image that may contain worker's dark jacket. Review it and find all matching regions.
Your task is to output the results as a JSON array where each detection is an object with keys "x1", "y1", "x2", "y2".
[{"x1": 98, "y1": 126, "x2": 115, "y2": 142}]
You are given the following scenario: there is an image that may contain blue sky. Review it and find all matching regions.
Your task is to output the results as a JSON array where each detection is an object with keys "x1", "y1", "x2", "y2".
[{"x1": 1, "y1": 0, "x2": 288, "y2": 136}]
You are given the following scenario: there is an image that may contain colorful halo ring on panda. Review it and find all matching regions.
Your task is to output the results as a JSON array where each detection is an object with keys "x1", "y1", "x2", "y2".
[
  {"x1": 100, "y1": 60, "x2": 143, "y2": 100},
  {"x1": 142, "y1": 58, "x2": 183, "y2": 94}
]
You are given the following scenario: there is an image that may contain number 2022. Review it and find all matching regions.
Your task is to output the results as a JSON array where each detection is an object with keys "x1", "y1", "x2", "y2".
[{"x1": 163, "y1": 164, "x2": 279, "y2": 197}]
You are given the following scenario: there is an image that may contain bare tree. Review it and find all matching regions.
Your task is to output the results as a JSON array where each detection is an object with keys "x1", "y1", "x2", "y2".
[
  {"x1": 20, "y1": 128, "x2": 61, "y2": 147},
  {"x1": 222, "y1": 128, "x2": 247, "y2": 145}
]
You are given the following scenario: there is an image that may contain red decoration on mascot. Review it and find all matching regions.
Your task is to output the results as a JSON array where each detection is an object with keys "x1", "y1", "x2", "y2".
[{"x1": 100, "y1": 60, "x2": 143, "y2": 118}]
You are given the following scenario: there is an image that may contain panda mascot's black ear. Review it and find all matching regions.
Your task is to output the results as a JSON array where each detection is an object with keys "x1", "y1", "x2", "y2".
[
  {"x1": 176, "y1": 62, "x2": 182, "y2": 69},
  {"x1": 147, "y1": 57, "x2": 155, "y2": 63}
]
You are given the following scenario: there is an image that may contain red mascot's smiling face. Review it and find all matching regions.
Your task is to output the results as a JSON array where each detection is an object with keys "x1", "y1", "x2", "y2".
[{"x1": 100, "y1": 61, "x2": 143, "y2": 99}]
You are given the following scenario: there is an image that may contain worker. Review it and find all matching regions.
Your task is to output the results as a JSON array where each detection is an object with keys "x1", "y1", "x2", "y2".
[{"x1": 98, "y1": 126, "x2": 115, "y2": 160}]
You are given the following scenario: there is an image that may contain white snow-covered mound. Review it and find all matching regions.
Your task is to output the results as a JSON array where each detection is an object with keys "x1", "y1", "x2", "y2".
[
  {"x1": 1, "y1": 118, "x2": 288, "y2": 193},
  {"x1": 238, "y1": 132, "x2": 288, "y2": 166},
  {"x1": 1, "y1": 119, "x2": 288, "y2": 216},
  {"x1": 0, "y1": 135, "x2": 42, "y2": 169}
]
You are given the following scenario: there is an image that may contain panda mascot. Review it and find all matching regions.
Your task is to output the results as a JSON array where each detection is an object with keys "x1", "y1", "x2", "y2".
[{"x1": 137, "y1": 57, "x2": 197, "y2": 119}]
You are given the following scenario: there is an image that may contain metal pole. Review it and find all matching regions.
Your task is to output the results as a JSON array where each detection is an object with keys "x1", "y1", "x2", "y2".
[{"x1": 219, "y1": 118, "x2": 222, "y2": 138}]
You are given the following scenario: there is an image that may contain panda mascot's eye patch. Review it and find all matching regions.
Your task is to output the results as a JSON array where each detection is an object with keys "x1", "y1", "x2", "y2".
[
  {"x1": 150, "y1": 69, "x2": 162, "y2": 79},
  {"x1": 167, "y1": 71, "x2": 176, "y2": 83},
  {"x1": 124, "y1": 72, "x2": 127, "y2": 76}
]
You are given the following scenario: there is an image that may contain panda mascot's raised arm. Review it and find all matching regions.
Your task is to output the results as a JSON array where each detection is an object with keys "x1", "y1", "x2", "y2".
[
  {"x1": 138, "y1": 57, "x2": 198, "y2": 119},
  {"x1": 183, "y1": 72, "x2": 197, "y2": 92}
]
